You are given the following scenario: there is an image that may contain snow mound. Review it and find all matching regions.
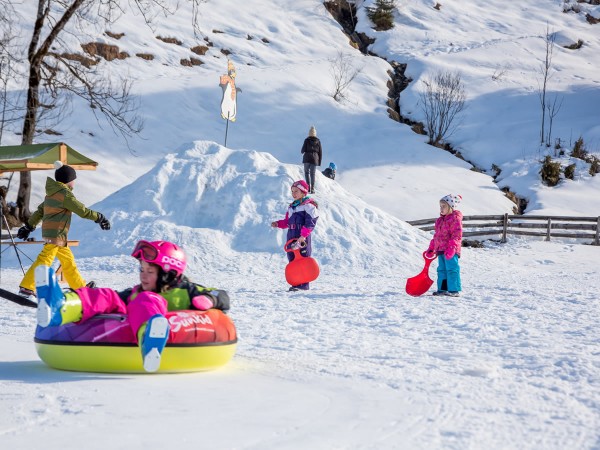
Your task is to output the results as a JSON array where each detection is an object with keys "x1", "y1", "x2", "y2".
[{"x1": 72, "y1": 141, "x2": 429, "y2": 274}]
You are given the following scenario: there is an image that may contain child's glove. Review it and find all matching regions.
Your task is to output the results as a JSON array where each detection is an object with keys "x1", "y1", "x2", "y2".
[
  {"x1": 17, "y1": 223, "x2": 35, "y2": 240},
  {"x1": 95, "y1": 213, "x2": 111, "y2": 230},
  {"x1": 191, "y1": 295, "x2": 213, "y2": 311},
  {"x1": 444, "y1": 249, "x2": 455, "y2": 260},
  {"x1": 426, "y1": 240, "x2": 434, "y2": 253}
]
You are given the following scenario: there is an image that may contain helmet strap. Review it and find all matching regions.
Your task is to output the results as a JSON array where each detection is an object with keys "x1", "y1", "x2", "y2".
[{"x1": 157, "y1": 269, "x2": 180, "y2": 291}]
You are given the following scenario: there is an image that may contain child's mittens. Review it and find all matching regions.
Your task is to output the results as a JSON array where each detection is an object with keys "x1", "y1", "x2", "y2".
[
  {"x1": 17, "y1": 223, "x2": 35, "y2": 240},
  {"x1": 192, "y1": 295, "x2": 213, "y2": 310},
  {"x1": 444, "y1": 249, "x2": 455, "y2": 260},
  {"x1": 426, "y1": 240, "x2": 434, "y2": 253},
  {"x1": 95, "y1": 212, "x2": 111, "y2": 230}
]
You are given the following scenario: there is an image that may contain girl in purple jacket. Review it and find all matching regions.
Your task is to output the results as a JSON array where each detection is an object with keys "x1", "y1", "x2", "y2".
[
  {"x1": 426, "y1": 194, "x2": 463, "y2": 297},
  {"x1": 271, "y1": 180, "x2": 319, "y2": 291}
]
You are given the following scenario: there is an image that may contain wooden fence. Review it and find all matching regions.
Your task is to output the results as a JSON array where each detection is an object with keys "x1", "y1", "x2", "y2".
[{"x1": 407, "y1": 214, "x2": 600, "y2": 245}]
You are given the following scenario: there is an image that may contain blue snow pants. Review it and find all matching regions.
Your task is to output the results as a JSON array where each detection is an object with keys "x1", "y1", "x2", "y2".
[{"x1": 436, "y1": 254, "x2": 461, "y2": 292}]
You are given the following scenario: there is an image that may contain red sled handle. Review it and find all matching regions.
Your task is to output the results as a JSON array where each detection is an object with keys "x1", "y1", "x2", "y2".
[
  {"x1": 422, "y1": 250, "x2": 436, "y2": 267},
  {"x1": 423, "y1": 250, "x2": 436, "y2": 261},
  {"x1": 284, "y1": 238, "x2": 307, "y2": 253}
]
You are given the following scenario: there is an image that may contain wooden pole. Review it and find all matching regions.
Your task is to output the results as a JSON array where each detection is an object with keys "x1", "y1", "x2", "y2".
[
  {"x1": 595, "y1": 216, "x2": 600, "y2": 246},
  {"x1": 546, "y1": 218, "x2": 551, "y2": 241},
  {"x1": 224, "y1": 112, "x2": 230, "y2": 147},
  {"x1": 502, "y1": 213, "x2": 508, "y2": 243},
  {"x1": 59, "y1": 143, "x2": 67, "y2": 163}
]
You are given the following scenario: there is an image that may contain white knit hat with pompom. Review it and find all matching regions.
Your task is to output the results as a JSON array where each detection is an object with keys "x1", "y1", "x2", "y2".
[{"x1": 440, "y1": 194, "x2": 462, "y2": 209}]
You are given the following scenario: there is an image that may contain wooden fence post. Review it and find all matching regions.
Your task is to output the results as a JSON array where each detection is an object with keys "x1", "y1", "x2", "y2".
[
  {"x1": 595, "y1": 216, "x2": 600, "y2": 246},
  {"x1": 546, "y1": 218, "x2": 551, "y2": 241},
  {"x1": 502, "y1": 213, "x2": 508, "y2": 243}
]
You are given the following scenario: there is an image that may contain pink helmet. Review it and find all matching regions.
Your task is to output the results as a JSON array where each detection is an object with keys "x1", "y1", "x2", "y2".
[{"x1": 131, "y1": 240, "x2": 187, "y2": 277}]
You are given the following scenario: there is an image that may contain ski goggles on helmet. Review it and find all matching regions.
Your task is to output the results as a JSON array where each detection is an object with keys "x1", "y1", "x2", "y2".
[
  {"x1": 131, "y1": 240, "x2": 187, "y2": 276},
  {"x1": 131, "y1": 240, "x2": 160, "y2": 264}
]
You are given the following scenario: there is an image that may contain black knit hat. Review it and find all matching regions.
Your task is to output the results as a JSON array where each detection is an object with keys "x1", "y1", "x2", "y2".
[{"x1": 54, "y1": 161, "x2": 77, "y2": 184}]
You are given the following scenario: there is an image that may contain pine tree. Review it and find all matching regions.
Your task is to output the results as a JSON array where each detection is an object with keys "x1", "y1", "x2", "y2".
[{"x1": 366, "y1": 0, "x2": 396, "y2": 31}]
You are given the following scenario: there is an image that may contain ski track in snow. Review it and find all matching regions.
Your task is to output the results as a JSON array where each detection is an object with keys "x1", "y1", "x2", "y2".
[{"x1": 1, "y1": 239, "x2": 599, "y2": 449}]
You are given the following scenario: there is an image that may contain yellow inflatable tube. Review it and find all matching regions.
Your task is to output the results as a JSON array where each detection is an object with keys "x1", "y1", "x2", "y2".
[
  {"x1": 34, "y1": 310, "x2": 237, "y2": 373},
  {"x1": 35, "y1": 340, "x2": 237, "y2": 373}
]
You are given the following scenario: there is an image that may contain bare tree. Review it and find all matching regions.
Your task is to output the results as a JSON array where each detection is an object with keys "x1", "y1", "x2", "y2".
[
  {"x1": 491, "y1": 64, "x2": 508, "y2": 82},
  {"x1": 0, "y1": 56, "x2": 21, "y2": 148},
  {"x1": 419, "y1": 70, "x2": 466, "y2": 147},
  {"x1": 0, "y1": 0, "x2": 22, "y2": 192},
  {"x1": 12, "y1": 0, "x2": 204, "y2": 222},
  {"x1": 330, "y1": 51, "x2": 362, "y2": 102},
  {"x1": 538, "y1": 24, "x2": 555, "y2": 146},
  {"x1": 0, "y1": 8, "x2": 15, "y2": 146},
  {"x1": 545, "y1": 94, "x2": 563, "y2": 147},
  {"x1": 0, "y1": 0, "x2": 15, "y2": 57}
]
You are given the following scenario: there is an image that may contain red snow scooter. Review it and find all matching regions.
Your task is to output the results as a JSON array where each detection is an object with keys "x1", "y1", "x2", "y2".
[
  {"x1": 405, "y1": 251, "x2": 437, "y2": 296},
  {"x1": 284, "y1": 239, "x2": 320, "y2": 286}
]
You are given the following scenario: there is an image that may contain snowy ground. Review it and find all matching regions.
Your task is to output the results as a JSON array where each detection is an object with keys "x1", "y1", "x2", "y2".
[{"x1": 1, "y1": 238, "x2": 599, "y2": 449}]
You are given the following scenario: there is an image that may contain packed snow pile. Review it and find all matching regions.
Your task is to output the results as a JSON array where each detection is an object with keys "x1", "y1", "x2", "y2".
[{"x1": 70, "y1": 141, "x2": 429, "y2": 274}]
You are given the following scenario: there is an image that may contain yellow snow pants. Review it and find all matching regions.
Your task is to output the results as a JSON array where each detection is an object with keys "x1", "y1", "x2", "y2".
[{"x1": 20, "y1": 243, "x2": 86, "y2": 292}]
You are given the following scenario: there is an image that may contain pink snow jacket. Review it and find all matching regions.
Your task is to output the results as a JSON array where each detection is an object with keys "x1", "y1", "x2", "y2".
[{"x1": 427, "y1": 210, "x2": 463, "y2": 259}]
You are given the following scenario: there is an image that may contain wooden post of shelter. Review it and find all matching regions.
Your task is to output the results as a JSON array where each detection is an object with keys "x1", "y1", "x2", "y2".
[{"x1": 59, "y1": 143, "x2": 67, "y2": 162}]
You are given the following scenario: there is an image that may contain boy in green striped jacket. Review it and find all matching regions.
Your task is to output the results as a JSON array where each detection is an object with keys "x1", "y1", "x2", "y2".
[{"x1": 16, "y1": 161, "x2": 111, "y2": 299}]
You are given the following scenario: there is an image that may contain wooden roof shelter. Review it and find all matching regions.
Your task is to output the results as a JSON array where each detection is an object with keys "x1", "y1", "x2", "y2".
[{"x1": 0, "y1": 143, "x2": 97, "y2": 174}]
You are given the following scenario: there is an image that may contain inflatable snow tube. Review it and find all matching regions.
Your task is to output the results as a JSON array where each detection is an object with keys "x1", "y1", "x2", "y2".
[{"x1": 34, "y1": 309, "x2": 237, "y2": 373}]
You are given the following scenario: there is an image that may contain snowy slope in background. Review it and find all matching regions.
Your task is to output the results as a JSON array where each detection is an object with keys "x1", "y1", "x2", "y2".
[
  {"x1": 358, "y1": 0, "x2": 600, "y2": 215},
  {"x1": 4, "y1": 0, "x2": 598, "y2": 222}
]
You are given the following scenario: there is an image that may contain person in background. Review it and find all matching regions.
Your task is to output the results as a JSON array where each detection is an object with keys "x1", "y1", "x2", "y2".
[
  {"x1": 322, "y1": 162, "x2": 336, "y2": 180},
  {"x1": 16, "y1": 161, "x2": 110, "y2": 299},
  {"x1": 271, "y1": 180, "x2": 319, "y2": 291},
  {"x1": 34, "y1": 240, "x2": 230, "y2": 372},
  {"x1": 300, "y1": 125, "x2": 322, "y2": 194},
  {"x1": 425, "y1": 194, "x2": 463, "y2": 297}
]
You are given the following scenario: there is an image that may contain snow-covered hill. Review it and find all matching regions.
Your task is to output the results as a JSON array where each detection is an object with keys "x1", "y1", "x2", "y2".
[
  {"x1": 5, "y1": 0, "x2": 598, "y2": 220},
  {"x1": 66, "y1": 141, "x2": 427, "y2": 273}
]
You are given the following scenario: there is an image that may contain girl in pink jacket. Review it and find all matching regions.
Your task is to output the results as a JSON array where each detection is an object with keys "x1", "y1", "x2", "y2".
[
  {"x1": 426, "y1": 194, "x2": 463, "y2": 297},
  {"x1": 35, "y1": 240, "x2": 230, "y2": 372}
]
